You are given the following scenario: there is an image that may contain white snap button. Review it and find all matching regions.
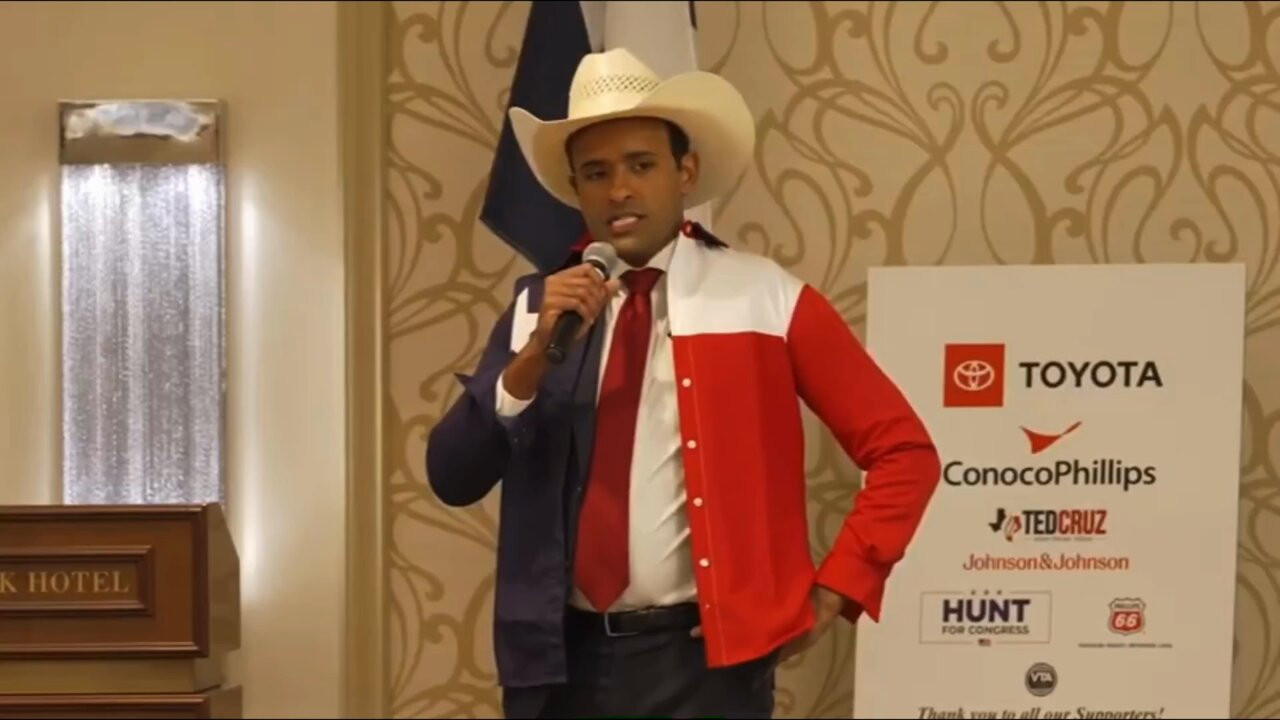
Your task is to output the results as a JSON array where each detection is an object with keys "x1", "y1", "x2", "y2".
[
  {"x1": 682, "y1": 378, "x2": 692, "y2": 388},
  {"x1": 686, "y1": 440, "x2": 697, "y2": 449},
  {"x1": 693, "y1": 497, "x2": 703, "y2": 507},
  {"x1": 699, "y1": 558, "x2": 710, "y2": 568}
]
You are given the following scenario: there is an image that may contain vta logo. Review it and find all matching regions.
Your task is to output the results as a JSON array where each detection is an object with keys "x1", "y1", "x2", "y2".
[
  {"x1": 1025, "y1": 662, "x2": 1057, "y2": 697},
  {"x1": 988, "y1": 507, "x2": 1022, "y2": 542}
]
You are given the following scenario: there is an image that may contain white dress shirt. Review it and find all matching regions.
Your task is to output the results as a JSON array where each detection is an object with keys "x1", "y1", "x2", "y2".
[{"x1": 495, "y1": 240, "x2": 696, "y2": 612}]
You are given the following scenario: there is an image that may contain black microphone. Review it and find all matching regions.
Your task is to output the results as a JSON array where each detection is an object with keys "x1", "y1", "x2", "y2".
[{"x1": 546, "y1": 241, "x2": 618, "y2": 365}]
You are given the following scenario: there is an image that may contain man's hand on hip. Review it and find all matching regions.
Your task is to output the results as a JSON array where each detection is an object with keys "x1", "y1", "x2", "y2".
[
  {"x1": 688, "y1": 585, "x2": 859, "y2": 661},
  {"x1": 776, "y1": 585, "x2": 850, "y2": 661}
]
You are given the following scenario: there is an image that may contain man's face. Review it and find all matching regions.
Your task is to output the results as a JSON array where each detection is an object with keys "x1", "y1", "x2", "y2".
[{"x1": 567, "y1": 117, "x2": 698, "y2": 267}]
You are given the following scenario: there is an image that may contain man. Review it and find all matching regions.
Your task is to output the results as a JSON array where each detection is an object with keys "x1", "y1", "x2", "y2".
[{"x1": 426, "y1": 48, "x2": 941, "y2": 719}]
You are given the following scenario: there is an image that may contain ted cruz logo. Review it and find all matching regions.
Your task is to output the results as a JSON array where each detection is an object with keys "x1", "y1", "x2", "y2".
[{"x1": 990, "y1": 507, "x2": 1109, "y2": 542}]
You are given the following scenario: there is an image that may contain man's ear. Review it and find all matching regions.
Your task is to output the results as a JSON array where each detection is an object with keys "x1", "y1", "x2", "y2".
[{"x1": 679, "y1": 151, "x2": 700, "y2": 196}]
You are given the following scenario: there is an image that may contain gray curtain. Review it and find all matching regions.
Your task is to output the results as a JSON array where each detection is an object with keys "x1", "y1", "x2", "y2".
[{"x1": 60, "y1": 163, "x2": 224, "y2": 505}]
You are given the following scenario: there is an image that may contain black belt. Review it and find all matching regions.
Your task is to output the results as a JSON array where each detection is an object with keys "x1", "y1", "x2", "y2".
[{"x1": 566, "y1": 602, "x2": 701, "y2": 637}]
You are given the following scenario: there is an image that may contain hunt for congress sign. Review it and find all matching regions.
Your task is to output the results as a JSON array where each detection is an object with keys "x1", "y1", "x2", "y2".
[{"x1": 853, "y1": 264, "x2": 1245, "y2": 720}]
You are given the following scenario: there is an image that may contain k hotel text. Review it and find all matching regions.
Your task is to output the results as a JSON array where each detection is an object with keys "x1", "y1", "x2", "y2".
[{"x1": 0, "y1": 568, "x2": 133, "y2": 597}]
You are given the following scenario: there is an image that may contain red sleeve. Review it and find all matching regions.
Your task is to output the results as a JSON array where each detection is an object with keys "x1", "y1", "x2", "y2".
[{"x1": 786, "y1": 284, "x2": 942, "y2": 623}]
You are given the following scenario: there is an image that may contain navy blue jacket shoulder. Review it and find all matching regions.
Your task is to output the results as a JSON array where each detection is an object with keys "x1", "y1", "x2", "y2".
[{"x1": 425, "y1": 266, "x2": 607, "y2": 689}]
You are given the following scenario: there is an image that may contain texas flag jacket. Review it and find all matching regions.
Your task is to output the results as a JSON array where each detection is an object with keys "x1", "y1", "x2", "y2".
[{"x1": 426, "y1": 223, "x2": 942, "y2": 689}]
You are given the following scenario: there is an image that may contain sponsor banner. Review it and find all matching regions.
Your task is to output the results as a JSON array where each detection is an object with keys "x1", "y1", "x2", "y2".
[
  {"x1": 918, "y1": 590, "x2": 1052, "y2": 645},
  {"x1": 855, "y1": 264, "x2": 1244, "y2": 719}
]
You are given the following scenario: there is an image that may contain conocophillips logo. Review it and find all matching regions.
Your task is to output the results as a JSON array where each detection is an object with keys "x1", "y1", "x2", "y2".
[
  {"x1": 1021, "y1": 421, "x2": 1080, "y2": 454},
  {"x1": 943, "y1": 343, "x2": 1164, "y2": 408},
  {"x1": 944, "y1": 423, "x2": 1158, "y2": 493}
]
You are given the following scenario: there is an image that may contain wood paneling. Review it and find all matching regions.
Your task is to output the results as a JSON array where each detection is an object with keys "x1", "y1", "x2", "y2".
[
  {"x1": 0, "y1": 505, "x2": 237, "y2": 659},
  {"x1": 0, "y1": 686, "x2": 241, "y2": 719},
  {"x1": 0, "y1": 545, "x2": 154, "y2": 617},
  {"x1": 0, "y1": 503, "x2": 239, "y2": 717}
]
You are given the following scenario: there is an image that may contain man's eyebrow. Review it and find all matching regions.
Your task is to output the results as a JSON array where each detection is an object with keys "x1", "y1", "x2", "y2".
[{"x1": 576, "y1": 150, "x2": 658, "y2": 171}]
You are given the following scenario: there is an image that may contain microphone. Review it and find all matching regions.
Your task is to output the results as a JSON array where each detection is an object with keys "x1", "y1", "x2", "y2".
[{"x1": 546, "y1": 241, "x2": 618, "y2": 365}]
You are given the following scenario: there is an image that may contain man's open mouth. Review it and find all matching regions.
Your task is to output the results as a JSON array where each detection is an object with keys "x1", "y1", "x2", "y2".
[{"x1": 608, "y1": 213, "x2": 644, "y2": 234}]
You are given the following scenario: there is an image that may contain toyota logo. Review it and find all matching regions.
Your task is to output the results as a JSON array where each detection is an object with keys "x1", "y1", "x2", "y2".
[{"x1": 953, "y1": 360, "x2": 995, "y2": 391}]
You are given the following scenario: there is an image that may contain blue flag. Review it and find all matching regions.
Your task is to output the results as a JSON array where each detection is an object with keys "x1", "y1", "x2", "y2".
[{"x1": 479, "y1": 1, "x2": 591, "y2": 274}]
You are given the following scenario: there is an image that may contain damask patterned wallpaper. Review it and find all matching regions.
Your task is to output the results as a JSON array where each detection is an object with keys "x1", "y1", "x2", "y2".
[{"x1": 383, "y1": 2, "x2": 1280, "y2": 717}]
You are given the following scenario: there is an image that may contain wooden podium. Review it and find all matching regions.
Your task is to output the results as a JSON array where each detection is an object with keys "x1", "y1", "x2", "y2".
[{"x1": 0, "y1": 504, "x2": 241, "y2": 718}]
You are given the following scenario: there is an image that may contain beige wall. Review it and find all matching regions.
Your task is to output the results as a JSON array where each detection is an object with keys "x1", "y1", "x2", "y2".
[
  {"x1": 385, "y1": 1, "x2": 1280, "y2": 718},
  {"x1": 0, "y1": 2, "x2": 347, "y2": 717}
]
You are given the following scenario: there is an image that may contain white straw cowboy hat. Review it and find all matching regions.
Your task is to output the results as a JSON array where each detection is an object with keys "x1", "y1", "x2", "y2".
[{"x1": 509, "y1": 47, "x2": 755, "y2": 210}]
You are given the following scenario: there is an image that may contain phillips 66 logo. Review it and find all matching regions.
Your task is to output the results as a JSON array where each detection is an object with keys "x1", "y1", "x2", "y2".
[{"x1": 1108, "y1": 597, "x2": 1146, "y2": 635}]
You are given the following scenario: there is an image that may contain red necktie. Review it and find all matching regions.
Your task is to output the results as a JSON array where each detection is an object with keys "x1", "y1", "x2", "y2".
[{"x1": 574, "y1": 267, "x2": 663, "y2": 611}]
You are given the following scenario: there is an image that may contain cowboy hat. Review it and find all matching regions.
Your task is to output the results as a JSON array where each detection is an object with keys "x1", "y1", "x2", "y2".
[{"x1": 508, "y1": 47, "x2": 755, "y2": 210}]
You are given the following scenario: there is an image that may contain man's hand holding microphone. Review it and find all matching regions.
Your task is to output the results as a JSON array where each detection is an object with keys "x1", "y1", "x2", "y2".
[{"x1": 502, "y1": 243, "x2": 620, "y2": 401}]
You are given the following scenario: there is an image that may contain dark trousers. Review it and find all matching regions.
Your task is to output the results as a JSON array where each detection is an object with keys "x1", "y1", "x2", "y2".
[{"x1": 503, "y1": 604, "x2": 779, "y2": 719}]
